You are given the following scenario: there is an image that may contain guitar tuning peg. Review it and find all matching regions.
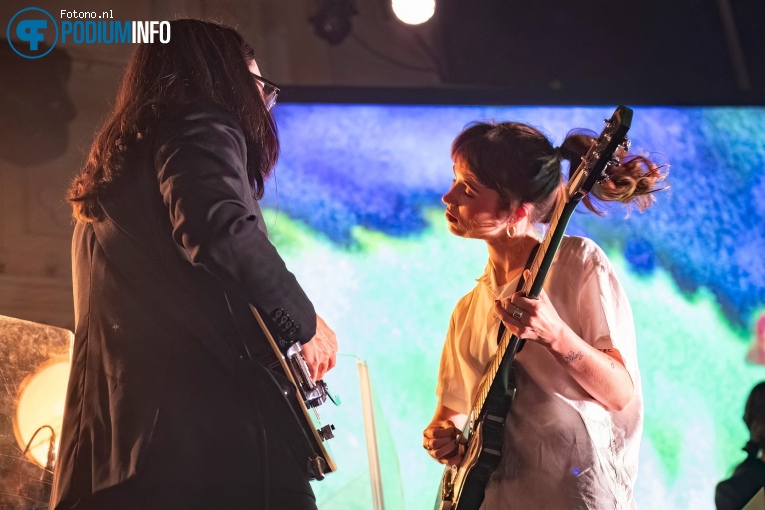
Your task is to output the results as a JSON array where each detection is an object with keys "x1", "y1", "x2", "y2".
[
  {"x1": 620, "y1": 138, "x2": 632, "y2": 151},
  {"x1": 604, "y1": 118, "x2": 613, "y2": 127},
  {"x1": 608, "y1": 156, "x2": 620, "y2": 166}
]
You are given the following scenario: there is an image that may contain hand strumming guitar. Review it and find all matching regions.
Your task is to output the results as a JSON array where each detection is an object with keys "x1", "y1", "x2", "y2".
[
  {"x1": 423, "y1": 421, "x2": 465, "y2": 466},
  {"x1": 301, "y1": 314, "x2": 338, "y2": 382}
]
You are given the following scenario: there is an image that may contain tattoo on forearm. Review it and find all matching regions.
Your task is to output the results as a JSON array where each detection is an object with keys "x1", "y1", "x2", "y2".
[
  {"x1": 599, "y1": 348, "x2": 626, "y2": 368},
  {"x1": 564, "y1": 350, "x2": 583, "y2": 363}
]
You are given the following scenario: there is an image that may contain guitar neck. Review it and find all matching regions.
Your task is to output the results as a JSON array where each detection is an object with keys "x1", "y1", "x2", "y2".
[
  {"x1": 467, "y1": 105, "x2": 632, "y2": 422},
  {"x1": 469, "y1": 192, "x2": 582, "y2": 419},
  {"x1": 523, "y1": 196, "x2": 581, "y2": 299}
]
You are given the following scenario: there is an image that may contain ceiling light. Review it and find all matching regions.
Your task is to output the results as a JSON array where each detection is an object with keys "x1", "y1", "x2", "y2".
[{"x1": 392, "y1": 0, "x2": 435, "y2": 25}]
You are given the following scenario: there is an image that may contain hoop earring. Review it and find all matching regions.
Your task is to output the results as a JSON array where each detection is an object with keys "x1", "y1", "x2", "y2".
[{"x1": 506, "y1": 224, "x2": 516, "y2": 237}]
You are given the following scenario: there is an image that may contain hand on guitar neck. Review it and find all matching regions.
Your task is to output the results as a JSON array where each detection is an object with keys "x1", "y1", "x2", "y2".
[
  {"x1": 301, "y1": 314, "x2": 338, "y2": 381},
  {"x1": 492, "y1": 270, "x2": 567, "y2": 347},
  {"x1": 494, "y1": 272, "x2": 634, "y2": 412}
]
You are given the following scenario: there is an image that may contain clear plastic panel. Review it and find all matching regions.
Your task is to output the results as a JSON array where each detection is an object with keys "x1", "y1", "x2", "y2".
[{"x1": 310, "y1": 354, "x2": 406, "y2": 510}]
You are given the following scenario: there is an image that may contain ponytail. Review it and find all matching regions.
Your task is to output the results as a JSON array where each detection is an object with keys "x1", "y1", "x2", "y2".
[{"x1": 559, "y1": 129, "x2": 669, "y2": 216}]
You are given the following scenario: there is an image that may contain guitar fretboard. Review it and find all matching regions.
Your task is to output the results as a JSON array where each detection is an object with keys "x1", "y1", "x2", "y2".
[
  {"x1": 465, "y1": 109, "x2": 627, "y2": 422},
  {"x1": 468, "y1": 186, "x2": 570, "y2": 419}
]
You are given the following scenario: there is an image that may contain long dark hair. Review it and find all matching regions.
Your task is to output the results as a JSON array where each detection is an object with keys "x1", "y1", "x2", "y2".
[
  {"x1": 68, "y1": 19, "x2": 278, "y2": 222},
  {"x1": 451, "y1": 121, "x2": 667, "y2": 222}
]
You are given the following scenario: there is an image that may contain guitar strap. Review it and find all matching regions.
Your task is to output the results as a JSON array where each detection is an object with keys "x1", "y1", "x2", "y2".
[
  {"x1": 487, "y1": 242, "x2": 541, "y2": 423},
  {"x1": 496, "y1": 243, "x2": 541, "y2": 348}
]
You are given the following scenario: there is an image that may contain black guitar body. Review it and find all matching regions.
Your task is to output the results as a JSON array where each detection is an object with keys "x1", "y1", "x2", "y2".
[{"x1": 435, "y1": 336, "x2": 521, "y2": 510}]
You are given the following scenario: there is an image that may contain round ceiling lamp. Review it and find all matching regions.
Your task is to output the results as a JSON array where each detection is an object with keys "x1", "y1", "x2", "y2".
[
  {"x1": 392, "y1": 0, "x2": 435, "y2": 25},
  {"x1": 13, "y1": 359, "x2": 70, "y2": 469}
]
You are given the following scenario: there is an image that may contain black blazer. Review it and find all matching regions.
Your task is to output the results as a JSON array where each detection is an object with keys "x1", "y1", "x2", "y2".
[
  {"x1": 715, "y1": 457, "x2": 765, "y2": 510},
  {"x1": 51, "y1": 101, "x2": 316, "y2": 507}
]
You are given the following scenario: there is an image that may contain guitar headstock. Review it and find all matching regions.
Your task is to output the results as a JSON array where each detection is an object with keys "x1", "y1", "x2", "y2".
[{"x1": 566, "y1": 105, "x2": 633, "y2": 202}]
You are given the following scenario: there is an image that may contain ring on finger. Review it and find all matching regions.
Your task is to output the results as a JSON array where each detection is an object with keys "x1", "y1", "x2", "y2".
[{"x1": 511, "y1": 307, "x2": 524, "y2": 321}]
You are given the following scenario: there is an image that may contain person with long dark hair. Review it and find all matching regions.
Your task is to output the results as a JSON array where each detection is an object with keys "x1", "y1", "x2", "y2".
[
  {"x1": 716, "y1": 382, "x2": 765, "y2": 510},
  {"x1": 51, "y1": 19, "x2": 337, "y2": 510},
  {"x1": 422, "y1": 121, "x2": 667, "y2": 508}
]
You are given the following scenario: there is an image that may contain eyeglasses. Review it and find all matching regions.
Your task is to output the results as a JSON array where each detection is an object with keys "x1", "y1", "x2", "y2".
[{"x1": 251, "y1": 73, "x2": 280, "y2": 111}]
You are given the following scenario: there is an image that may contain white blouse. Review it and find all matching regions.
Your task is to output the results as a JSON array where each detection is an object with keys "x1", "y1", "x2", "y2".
[{"x1": 436, "y1": 236, "x2": 643, "y2": 510}]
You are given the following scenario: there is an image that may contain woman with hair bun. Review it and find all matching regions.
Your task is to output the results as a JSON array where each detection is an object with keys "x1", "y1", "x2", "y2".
[
  {"x1": 716, "y1": 381, "x2": 765, "y2": 510},
  {"x1": 422, "y1": 120, "x2": 667, "y2": 508}
]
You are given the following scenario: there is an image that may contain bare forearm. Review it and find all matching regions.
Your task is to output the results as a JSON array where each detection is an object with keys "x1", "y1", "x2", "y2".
[
  {"x1": 547, "y1": 326, "x2": 634, "y2": 411},
  {"x1": 497, "y1": 284, "x2": 635, "y2": 411},
  {"x1": 429, "y1": 404, "x2": 467, "y2": 430}
]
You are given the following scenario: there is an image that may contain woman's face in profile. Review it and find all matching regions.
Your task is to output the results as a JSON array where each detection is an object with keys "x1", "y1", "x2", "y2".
[{"x1": 441, "y1": 159, "x2": 507, "y2": 240}]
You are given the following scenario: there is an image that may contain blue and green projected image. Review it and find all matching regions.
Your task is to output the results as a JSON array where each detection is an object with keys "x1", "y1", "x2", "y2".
[{"x1": 261, "y1": 104, "x2": 765, "y2": 509}]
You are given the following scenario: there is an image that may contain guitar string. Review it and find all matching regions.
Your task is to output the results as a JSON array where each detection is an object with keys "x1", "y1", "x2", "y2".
[{"x1": 469, "y1": 172, "x2": 573, "y2": 419}]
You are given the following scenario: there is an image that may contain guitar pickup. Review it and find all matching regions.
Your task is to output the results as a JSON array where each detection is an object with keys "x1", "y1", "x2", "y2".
[
  {"x1": 287, "y1": 349, "x2": 315, "y2": 391},
  {"x1": 285, "y1": 345, "x2": 331, "y2": 408}
]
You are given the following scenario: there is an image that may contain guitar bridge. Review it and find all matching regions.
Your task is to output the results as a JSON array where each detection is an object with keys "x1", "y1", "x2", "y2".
[{"x1": 286, "y1": 348, "x2": 329, "y2": 408}]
